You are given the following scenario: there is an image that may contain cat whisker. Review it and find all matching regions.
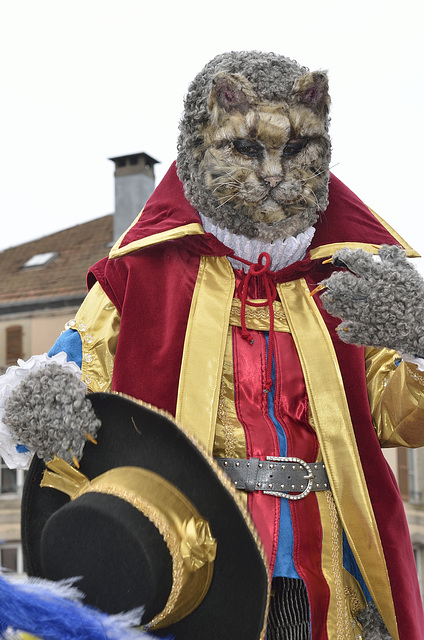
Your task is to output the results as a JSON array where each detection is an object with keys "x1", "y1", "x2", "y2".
[
  {"x1": 329, "y1": 162, "x2": 340, "y2": 172},
  {"x1": 302, "y1": 168, "x2": 327, "y2": 183},
  {"x1": 302, "y1": 171, "x2": 324, "y2": 183},
  {"x1": 302, "y1": 162, "x2": 339, "y2": 183},
  {"x1": 300, "y1": 189, "x2": 319, "y2": 209},
  {"x1": 309, "y1": 192, "x2": 320, "y2": 209},
  {"x1": 311, "y1": 189, "x2": 321, "y2": 208},
  {"x1": 206, "y1": 150, "x2": 243, "y2": 185},
  {"x1": 221, "y1": 167, "x2": 243, "y2": 184},
  {"x1": 212, "y1": 182, "x2": 239, "y2": 193},
  {"x1": 216, "y1": 194, "x2": 237, "y2": 208},
  {"x1": 217, "y1": 193, "x2": 237, "y2": 204},
  {"x1": 289, "y1": 203, "x2": 309, "y2": 213}
]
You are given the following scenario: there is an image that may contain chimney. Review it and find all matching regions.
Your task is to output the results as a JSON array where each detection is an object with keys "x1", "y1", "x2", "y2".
[{"x1": 110, "y1": 152, "x2": 159, "y2": 242}]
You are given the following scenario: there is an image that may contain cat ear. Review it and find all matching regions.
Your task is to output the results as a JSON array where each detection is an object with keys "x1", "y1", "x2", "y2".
[
  {"x1": 208, "y1": 72, "x2": 257, "y2": 117},
  {"x1": 291, "y1": 71, "x2": 330, "y2": 115}
]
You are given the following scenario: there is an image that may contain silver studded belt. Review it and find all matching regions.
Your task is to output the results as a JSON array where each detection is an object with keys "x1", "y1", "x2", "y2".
[{"x1": 215, "y1": 456, "x2": 330, "y2": 500}]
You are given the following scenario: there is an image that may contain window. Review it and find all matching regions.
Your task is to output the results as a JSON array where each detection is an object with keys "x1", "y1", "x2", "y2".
[
  {"x1": 6, "y1": 325, "x2": 23, "y2": 365},
  {"x1": 408, "y1": 449, "x2": 422, "y2": 503},
  {"x1": 22, "y1": 252, "x2": 58, "y2": 268},
  {"x1": 397, "y1": 448, "x2": 423, "y2": 504},
  {"x1": 398, "y1": 447, "x2": 409, "y2": 500},
  {"x1": 0, "y1": 543, "x2": 24, "y2": 574},
  {"x1": 1, "y1": 462, "x2": 17, "y2": 494},
  {"x1": 0, "y1": 457, "x2": 26, "y2": 495},
  {"x1": 414, "y1": 545, "x2": 424, "y2": 596}
]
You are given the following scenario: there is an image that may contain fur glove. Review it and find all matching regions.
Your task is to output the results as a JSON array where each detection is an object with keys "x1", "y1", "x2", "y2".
[
  {"x1": 2, "y1": 362, "x2": 100, "y2": 466},
  {"x1": 319, "y1": 245, "x2": 424, "y2": 356}
]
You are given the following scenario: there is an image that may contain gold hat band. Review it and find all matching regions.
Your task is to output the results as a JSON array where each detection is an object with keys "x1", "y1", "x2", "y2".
[{"x1": 41, "y1": 458, "x2": 217, "y2": 629}]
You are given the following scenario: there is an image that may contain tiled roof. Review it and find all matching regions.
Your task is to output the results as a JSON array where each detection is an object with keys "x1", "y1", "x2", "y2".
[{"x1": 0, "y1": 215, "x2": 113, "y2": 305}]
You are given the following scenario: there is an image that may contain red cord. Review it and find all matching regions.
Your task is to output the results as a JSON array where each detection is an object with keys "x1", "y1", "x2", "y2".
[{"x1": 233, "y1": 252, "x2": 277, "y2": 393}]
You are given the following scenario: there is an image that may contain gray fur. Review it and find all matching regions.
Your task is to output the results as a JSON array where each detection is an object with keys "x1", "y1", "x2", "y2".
[
  {"x1": 320, "y1": 245, "x2": 424, "y2": 356},
  {"x1": 359, "y1": 602, "x2": 393, "y2": 639},
  {"x1": 176, "y1": 51, "x2": 331, "y2": 242},
  {"x1": 3, "y1": 363, "x2": 101, "y2": 464}
]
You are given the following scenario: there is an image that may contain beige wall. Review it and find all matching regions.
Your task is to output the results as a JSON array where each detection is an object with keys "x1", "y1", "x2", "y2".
[
  {"x1": 383, "y1": 448, "x2": 398, "y2": 482},
  {"x1": 0, "y1": 306, "x2": 79, "y2": 370},
  {"x1": 31, "y1": 309, "x2": 77, "y2": 354}
]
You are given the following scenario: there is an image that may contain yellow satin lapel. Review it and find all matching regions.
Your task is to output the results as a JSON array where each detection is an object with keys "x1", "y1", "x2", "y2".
[
  {"x1": 110, "y1": 223, "x2": 204, "y2": 259},
  {"x1": 309, "y1": 242, "x2": 384, "y2": 260},
  {"x1": 176, "y1": 256, "x2": 235, "y2": 453},
  {"x1": 310, "y1": 240, "x2": 419, "y2": 261},
  {"x1": 277, "y1": 279, "x2": 399, "y2": 640}
]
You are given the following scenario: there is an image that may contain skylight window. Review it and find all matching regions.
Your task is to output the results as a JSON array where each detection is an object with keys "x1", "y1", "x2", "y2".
[{"x1": 23, "y1": 252, "x2": 59, "y2": 268}]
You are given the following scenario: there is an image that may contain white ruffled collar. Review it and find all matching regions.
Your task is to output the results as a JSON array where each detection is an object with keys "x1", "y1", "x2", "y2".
[{"x1": 199, "y1": 213, "x2": 315, "y2": 273}]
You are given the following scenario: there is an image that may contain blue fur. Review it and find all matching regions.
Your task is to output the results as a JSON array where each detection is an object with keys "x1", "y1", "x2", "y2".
[{"x1": 0, "y1": 574, "x2": 167, "y2": 640}]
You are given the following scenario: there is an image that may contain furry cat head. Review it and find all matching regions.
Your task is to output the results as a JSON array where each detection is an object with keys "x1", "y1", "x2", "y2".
[{"x1": 177, "y1": 51, "x2": 331, "y2": 242}]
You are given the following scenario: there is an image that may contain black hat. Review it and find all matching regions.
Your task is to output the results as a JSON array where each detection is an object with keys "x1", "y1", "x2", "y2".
[{"x1": 21, "y1": 393, "x2": 269, "y2": 640}]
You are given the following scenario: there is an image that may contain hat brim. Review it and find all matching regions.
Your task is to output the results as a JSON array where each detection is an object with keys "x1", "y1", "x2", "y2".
[{"x1": 22, "y1": 392, "x2": 269, "y2": 640}]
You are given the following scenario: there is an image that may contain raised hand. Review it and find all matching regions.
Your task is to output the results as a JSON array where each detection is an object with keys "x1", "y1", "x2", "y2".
[{"x1": 319, "y1": 245, "x2": 424, "y2": 357}]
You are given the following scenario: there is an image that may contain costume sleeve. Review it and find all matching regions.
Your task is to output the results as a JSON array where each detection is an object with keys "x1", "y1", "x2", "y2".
[
  {"x1": 48, "y1": 329, "x2": 83, "y2": 368},
  {"x1": 64, "y1": 281, "x2": 120, "y2": 393},
  {"x1": 366, "y1": 346, "x2": 424, "y2": 448}
]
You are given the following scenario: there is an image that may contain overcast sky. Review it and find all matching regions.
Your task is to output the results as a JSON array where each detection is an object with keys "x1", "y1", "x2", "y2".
[{"x1": 1, "y1": 0, "x2": 423, "y2": 270}]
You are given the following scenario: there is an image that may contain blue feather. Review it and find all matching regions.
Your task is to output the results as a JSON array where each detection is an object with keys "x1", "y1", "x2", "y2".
[{"x1": 0, "y1": 574, "x2": 172, "y2": 640}]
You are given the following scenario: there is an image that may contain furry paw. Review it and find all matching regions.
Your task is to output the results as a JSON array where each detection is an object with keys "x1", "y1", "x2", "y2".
[
  {"x1": 319, "y1": 245, "x2": 424, "y2": 355},
  {"x1": 3, "y1": 362, "x2": 100, "y2": 465},
  {"x1": 358, "y1": 602, "x2": 393, "y2": 639}
]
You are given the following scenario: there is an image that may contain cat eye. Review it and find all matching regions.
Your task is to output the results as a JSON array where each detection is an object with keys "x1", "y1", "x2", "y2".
[
  {"x1": 283, "y1": 138, "x2": 309, "y2": 157},
  {"x1": 233, "y1": 139, "x2": 263, "y2": 158}
]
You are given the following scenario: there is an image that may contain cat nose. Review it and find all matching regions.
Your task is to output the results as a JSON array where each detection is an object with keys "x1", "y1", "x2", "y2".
[{"x1": 263, "y1": 176, "x2": 283, "y2": 188}]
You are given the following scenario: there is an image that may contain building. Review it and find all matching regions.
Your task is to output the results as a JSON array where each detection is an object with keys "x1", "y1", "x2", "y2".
[
  {"x1": 384, "y1": 447, "x2": 424, "y2": 595},
  {"x1": 0, "y1": 152, "x2": 157, "y2": 575}
]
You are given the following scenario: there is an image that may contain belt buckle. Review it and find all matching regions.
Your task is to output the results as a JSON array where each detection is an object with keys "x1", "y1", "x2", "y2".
[{"x1": 263, "y1": 456, "x2": 314, "y2": 501}]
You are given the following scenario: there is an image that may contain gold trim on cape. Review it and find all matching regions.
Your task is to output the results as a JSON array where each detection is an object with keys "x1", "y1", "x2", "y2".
[
  {"x1": 369, "y1": 208, "x2": 420, "y2": 257},
  {"x1": 309, "y1": 242, "x2": 385, "y2": 260},
  {"x1": 316, "y1": 490, "x2": 353, "y2": 638},
  {"x1": 110, "y1": 222, "x2": 205, "y2": 259},
  {"x1": 175, "y1": 256, "x2": 235, "y2": 454},
  {"x1": 276, "y1": 279, "x2": 399, "y2": 640},
  {"x1": 309, "y1": 209, "x2": 419, "y2": 260}
]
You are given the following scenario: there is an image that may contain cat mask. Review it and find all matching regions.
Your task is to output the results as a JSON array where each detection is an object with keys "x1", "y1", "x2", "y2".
[{"x1": 176, "y1": 51, "x2": 331, "y2": 242}]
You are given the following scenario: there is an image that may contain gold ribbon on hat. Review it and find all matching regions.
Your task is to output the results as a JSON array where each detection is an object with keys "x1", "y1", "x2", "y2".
[
  {"x1": 41, "y1": 458, "x2": 217, "y2": 629},
  {"x1": 41, "y1": 457, "x2": 90, "y2": 496},
  {"x1": 180, "y1": 516, "x2": 217, "y2": 571}
]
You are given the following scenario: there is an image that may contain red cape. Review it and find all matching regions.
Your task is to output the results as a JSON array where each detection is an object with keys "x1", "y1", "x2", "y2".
[{"x1": 89, "y1": 164, "x2": 423, "y2": 639}]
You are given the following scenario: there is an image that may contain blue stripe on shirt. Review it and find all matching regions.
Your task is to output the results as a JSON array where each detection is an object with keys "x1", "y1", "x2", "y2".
[{"x1": 265, "y1": 333, "x2": 300, "y2": 579}]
